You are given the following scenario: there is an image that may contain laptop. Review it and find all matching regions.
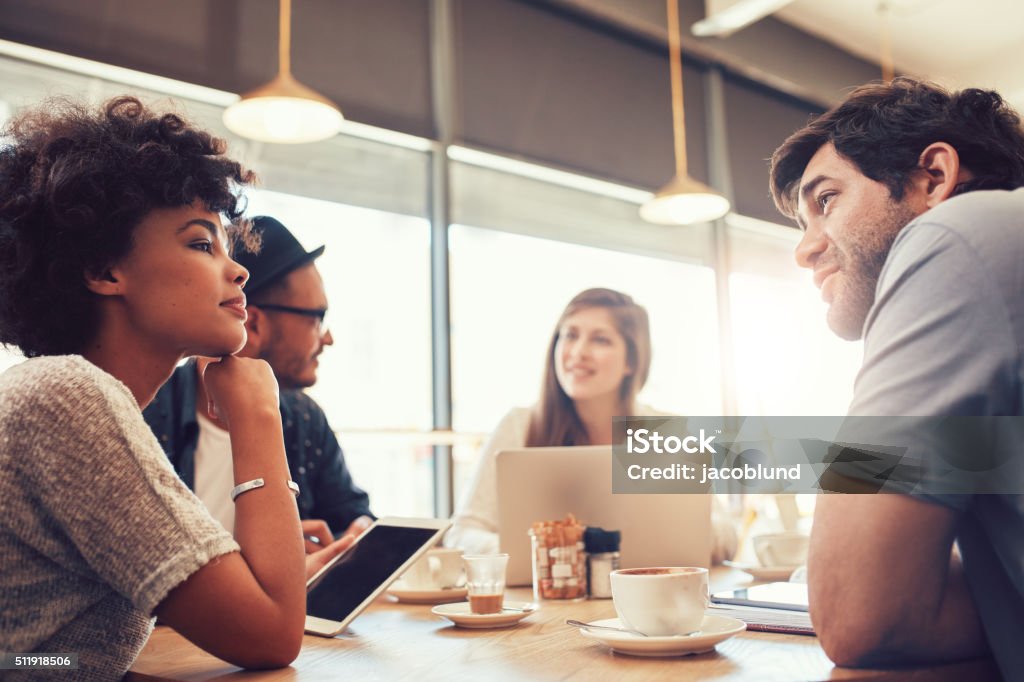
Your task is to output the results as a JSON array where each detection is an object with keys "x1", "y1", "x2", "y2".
[{"x1": 496, "y1": 446, "x2": 712, "y2": 586}]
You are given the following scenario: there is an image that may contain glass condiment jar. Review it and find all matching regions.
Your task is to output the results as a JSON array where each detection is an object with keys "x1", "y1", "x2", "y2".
[{"x1": 529, "y1": 517, "x2": 587, "y2": 601}]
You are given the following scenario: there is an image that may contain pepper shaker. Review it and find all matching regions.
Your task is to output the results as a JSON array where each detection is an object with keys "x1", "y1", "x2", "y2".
[{"x1": 584, "y1": 527, "x2": 621, "y2": 599}]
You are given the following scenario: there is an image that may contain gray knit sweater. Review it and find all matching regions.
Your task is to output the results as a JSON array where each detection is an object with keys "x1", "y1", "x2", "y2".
[{"x1": 0, "y1": 355, "x2": 240, "y2": 681}]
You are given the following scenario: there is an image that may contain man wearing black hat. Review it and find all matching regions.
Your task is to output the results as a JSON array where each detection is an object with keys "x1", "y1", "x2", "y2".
[{"x1": 144, "y1": 216, "x2": 374, "y2": 569}]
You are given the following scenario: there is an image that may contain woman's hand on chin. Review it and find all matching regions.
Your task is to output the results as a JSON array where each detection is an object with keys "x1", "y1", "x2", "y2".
[{"x1": 201, "y1": 356, "x2": 279, "y2": 429}]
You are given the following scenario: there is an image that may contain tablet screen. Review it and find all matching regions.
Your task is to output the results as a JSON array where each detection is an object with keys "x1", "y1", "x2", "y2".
[{"x1": 307, "y1": 524, "x2": 441, "y2": 622}]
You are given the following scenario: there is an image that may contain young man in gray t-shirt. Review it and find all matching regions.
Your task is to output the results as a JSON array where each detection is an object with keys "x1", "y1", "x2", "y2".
[{"x1": 769, "y1": 78, "x2": 1024, "y2": 679}]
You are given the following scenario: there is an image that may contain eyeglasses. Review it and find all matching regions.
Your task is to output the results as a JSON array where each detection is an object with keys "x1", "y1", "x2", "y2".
[{"x1": 252, "y1": 303, "x2": 329, "y2": 335}]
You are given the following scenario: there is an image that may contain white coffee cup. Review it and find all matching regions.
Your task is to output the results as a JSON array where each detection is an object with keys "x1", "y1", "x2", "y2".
[
  {"x1": 609, "y1": 567, "x2": 709, "y2": 636},
  {"x1": 753, "y1": 532, "x2": 809, "y2": 567},
  {"x1": 402, "y1": 548, "x2": 464, "y2": 590}
]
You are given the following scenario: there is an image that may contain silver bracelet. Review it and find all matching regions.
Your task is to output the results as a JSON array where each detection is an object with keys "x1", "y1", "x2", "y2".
[{"x1": 231, "y1": 478, "x2": 301, "y2": 502}]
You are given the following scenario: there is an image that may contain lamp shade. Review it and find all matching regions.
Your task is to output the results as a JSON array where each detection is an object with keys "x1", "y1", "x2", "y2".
[
  {"x1": 223, "y1": 72, "x2": 344, "y2": 144},
  {"x1": 640, "y1": 173, "x2": 731, "y2": 225}
]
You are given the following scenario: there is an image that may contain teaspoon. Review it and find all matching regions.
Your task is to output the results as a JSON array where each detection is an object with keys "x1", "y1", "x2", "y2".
[{"x1": 565, "y1": 619, "x2": 648, "y2": 637}]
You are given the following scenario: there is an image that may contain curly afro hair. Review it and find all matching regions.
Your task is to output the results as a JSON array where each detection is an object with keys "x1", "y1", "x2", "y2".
[{"x1": 0, "y1": 95, "x2": 258, "y2": 357}]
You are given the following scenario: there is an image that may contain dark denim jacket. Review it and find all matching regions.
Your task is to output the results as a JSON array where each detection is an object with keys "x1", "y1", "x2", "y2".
[{"x1": 143, "y1": 362, "x2": 373, "y2": 534}]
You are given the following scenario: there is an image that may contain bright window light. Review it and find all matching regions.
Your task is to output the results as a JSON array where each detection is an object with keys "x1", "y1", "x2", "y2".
[{"x1": 245, "y1": 188, "x2": 434, "y2": 516}]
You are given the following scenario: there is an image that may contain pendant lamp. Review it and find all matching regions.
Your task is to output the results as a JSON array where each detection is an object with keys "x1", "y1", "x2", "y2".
[
  {"x1": 641, "y1": 0, "x2": 730, "y2": 225},
  {"x1": 223, "y1": 0, "x2": 343, "y2": 144}
]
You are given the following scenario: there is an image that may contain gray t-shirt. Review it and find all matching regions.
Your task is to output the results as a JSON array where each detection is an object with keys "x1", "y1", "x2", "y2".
[
  {"x1": 849, "y1": 188, "x2": 1024, "y2": 679},
  {"x1": 0, "y1": 355, "x2": 240, "y2": 681}
]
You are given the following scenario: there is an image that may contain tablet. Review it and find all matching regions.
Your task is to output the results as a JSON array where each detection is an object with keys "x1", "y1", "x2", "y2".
[
  {"x1": 305, "y1": 517, "x2": 451, "y2": 636},
  {"x1": 711, "y1": 582, "x2": 809, "y2": 612}
]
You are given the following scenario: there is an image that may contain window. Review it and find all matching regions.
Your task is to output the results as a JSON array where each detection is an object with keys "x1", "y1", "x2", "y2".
[
  {"x1": 244, "y1": 189, "x2": 435, "y2": 516},
  {"x1": 731, "y1": 272, "x2": 863, "y2": 415},
  {"x1": 728, "y1": 217, "x2": 862, "y2": 416}
]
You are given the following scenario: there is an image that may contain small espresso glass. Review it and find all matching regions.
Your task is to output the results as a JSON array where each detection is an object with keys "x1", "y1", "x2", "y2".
[{"x1": 464, "y1": 554, "x2": 509, "y2": 614}]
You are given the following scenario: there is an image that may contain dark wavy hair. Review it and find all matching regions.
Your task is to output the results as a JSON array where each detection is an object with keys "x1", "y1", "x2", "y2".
[
  {"x1": 527, "y1": 288, "x2": 651, "y2": 448},
  {"x1": 770, "y1": 78, "x2": 1024, "y2": 218},
  {"x1": 0, "y1": 96, "x2": 258, "y2": 357}
]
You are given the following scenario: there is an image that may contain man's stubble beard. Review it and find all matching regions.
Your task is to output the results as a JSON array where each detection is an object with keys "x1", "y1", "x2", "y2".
[
  {"x1": 827, "y1": 200, "x2": 920, "y2": 341},
  {"x1": 259, "y1": 328, "x2": 312, "y2": 391}
]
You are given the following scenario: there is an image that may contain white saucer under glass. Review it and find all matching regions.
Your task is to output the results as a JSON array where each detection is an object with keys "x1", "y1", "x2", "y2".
[{"x1": 431, "y1": 601, "x2": 537, "y2": 629}]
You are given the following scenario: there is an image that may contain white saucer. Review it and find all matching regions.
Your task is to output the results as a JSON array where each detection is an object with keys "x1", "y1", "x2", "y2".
[
  {"x1": 579, "y1": 615, "x2": 746, "y2": 657},
  {"x1": 740, "y1": 565, "x2": 801, "y2": 581},
  {"x1": 387, "y1": 582, "x2": 468, "y2": 605},
  {"x1": 431, "y1": 601, "x2": 538, "y2": 629}
]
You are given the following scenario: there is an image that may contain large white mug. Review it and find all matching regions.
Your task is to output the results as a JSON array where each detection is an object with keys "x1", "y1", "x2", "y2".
[
  {"x1": 402, "y1": 548, "x2": 464, "y2": 589},
  {"x1": 753, "y1": 532, "x2": 809, "y2": 567},
  {"x1": 610, "y1": 567, "x2": 708, "y2": 636}
]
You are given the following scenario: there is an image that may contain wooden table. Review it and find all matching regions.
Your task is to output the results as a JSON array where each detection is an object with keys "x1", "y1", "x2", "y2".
[{"x1": 128, "y1": 569, "x2": 998, "y2": 681}]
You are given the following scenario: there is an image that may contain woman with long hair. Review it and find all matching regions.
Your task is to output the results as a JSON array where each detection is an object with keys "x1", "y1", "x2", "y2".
[
  {"x1": 447, "y1": 288, "x2": 736, "y2": 561},
  {"x1": 526, "y1": 288, "x2": 651, "y2": 449},
  {"x1": 0, "y1": 97, "x2": 342, "y2": 677}
]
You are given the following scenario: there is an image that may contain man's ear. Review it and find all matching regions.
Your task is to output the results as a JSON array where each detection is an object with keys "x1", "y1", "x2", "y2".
[
  {"x1": 915, "y1": 142, "x2": 968, "y2": 209},
  {"x1": 83, "y1": 267, "x2": 122, "y2": 296},
  {"x1": 242, "y1": 305, "x2": 265, "y2": 354}
]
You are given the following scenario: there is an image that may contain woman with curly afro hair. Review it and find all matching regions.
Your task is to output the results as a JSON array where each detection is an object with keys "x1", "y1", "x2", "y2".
[{"x1": 0, "y1": 97, "x2": 336, "y2": 677}]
